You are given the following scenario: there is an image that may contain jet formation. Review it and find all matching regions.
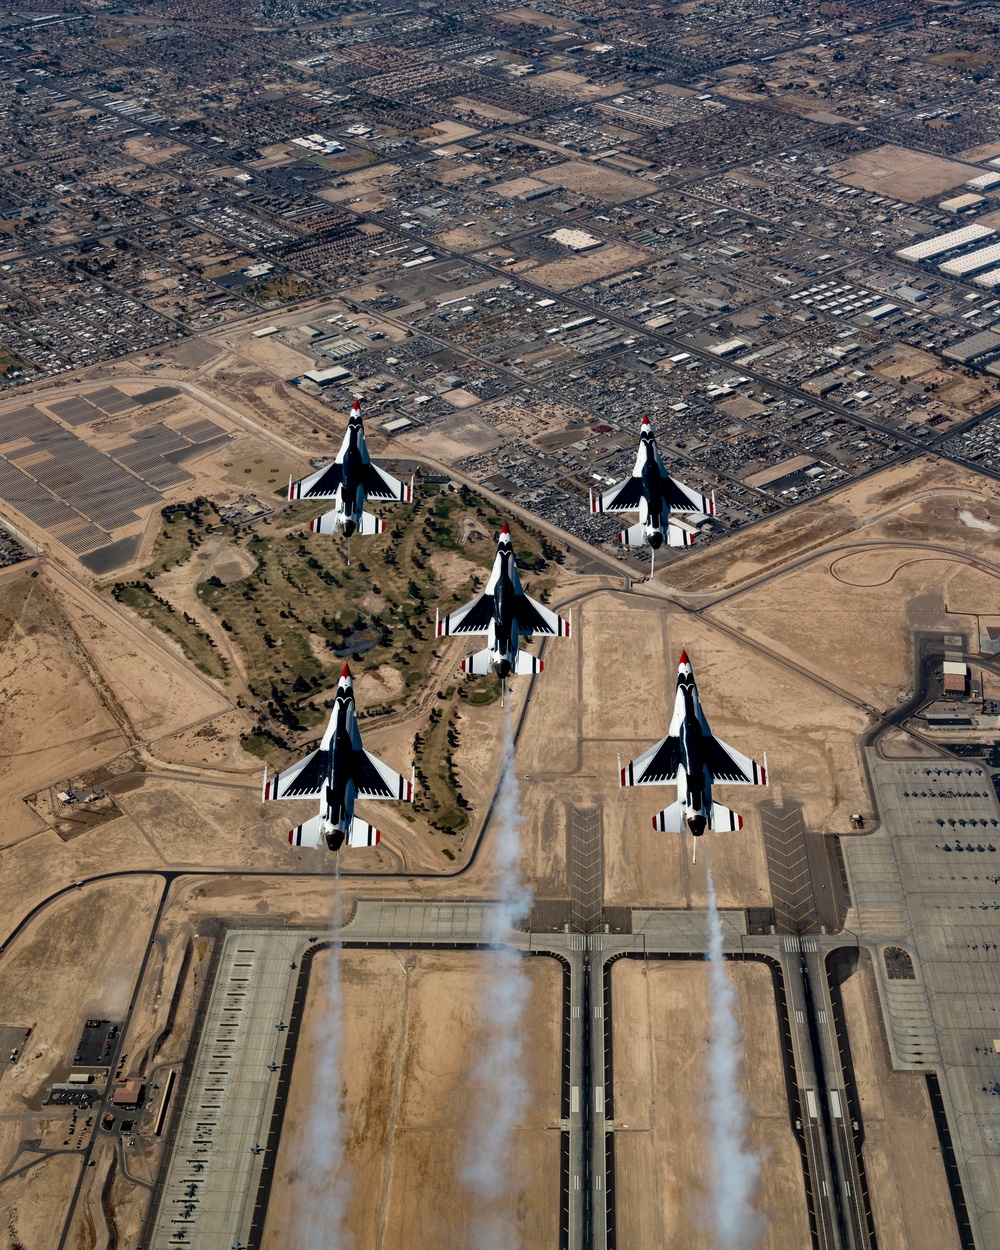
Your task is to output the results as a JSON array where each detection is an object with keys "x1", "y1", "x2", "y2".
[
  {"x1": 262, "y1": 664, "x2": 413, "y2": 851},
  {"x1": 620, "y1": 650, "x2": 767, "y2": 861},
  {"x1": 288, "y1": 397, "x2": 411, "y2": 554},
  {"x1": 265, "y1": 398, "x2": 768, "y2": 859},
  {"x1": 435, "y1": 523, "x2": 571, "y2": 705},
  {"x1": 591, "y1": 415, "x2": 714, "y2": 572}
]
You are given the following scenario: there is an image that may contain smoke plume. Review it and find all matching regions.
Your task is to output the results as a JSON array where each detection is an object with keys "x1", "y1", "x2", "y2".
[
  {"x1": 460, "y1": 708, "x2": 534, "y2": 1247},
  {"x1": 290, "y1": 868, "x2": 352, "y2": 1249},
  {"x1": 704, "y1": 859, "x2": 765, "y2": 1250}
]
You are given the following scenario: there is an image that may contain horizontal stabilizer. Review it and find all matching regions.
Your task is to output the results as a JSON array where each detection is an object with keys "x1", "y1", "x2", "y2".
[
  {"x1": 461, "y1": 647, "x2": 494, "y2": 676},
  {"x1": 513, "y1": 650, "x2": 543, "y2": 675},
  {"x1": 710, "y1": 802, "x2": 743, "y2": 832},
  {"x1": 618, "y1": 522, "x2": 647, "y2": 548},
  {"x1": 288, "y1": 815, "x2": 326, "y2": 848},
  {"x1": 666, "y1": 523, "x2": 694, "y2": 548},
  {"x1": 652, "y1": 802, "x2": 686, "y2": 833},
  {"x1": 348, "y1": 815, "x2": 380, "y2": 848}
]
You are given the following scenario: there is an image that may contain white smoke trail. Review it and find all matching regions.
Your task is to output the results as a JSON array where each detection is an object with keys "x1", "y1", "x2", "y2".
[
  {"x1": 461, "y1": 707, "x2": 534, "y2": 1248},
  {"x1": 290, "y1": 865, "x2": 352, "y2": 1250},
  {"x1": 704, "y1": 859, "x2": 765, "y2": 1250}
]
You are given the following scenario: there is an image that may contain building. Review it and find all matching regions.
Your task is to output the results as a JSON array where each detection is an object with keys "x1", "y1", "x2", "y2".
[
  {"x1": 944, "y1": 660, "x2": 969, "y2": 696},
  {"x1": 939, "y1": 242, "x2": 1000, "y2": 277},
  {"x1": 943, "y1": 330, "x2": 1000, "y2": 365},
  {"x1": 967, "y1": 172, "x2": 1000, "y2": 192},
  {"x1": 546, "y1": 228, "x2": 603, "y2": 252},
  {"x1": 112, "y1": 1078, "x2": 144, "y2": 1108},
  {"x1": 302, "y1": 366, "x2": 350, "y2": 387},
  {"x1": 940, "y1": 193, "x2": 984, "y2": 214},
  {"x1": 895, "y1": 223, "x2": 995, "y2": 262}
]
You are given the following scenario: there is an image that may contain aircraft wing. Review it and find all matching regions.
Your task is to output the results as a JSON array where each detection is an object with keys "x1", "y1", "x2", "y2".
[
  {"x1": 662, "y1": 475, "x2": 714, "y2": 517},
  {"x1": 263, "y1": 748, "x2": 329, "y2": 800},
  {"x1": 355, "y1": 750, "x2": 413, "y2": 801},
  {"x1": 592, "y1": 475, "x2": 643, "y2": 514},
  {"x1": 437, "y1": 593, "x2": 494, "y2": 636},
  {"x1": 706, "y1": 736, "x2": 767, "y2": 785},
  {"x1": 621, "y1": 736, "x2": 681, "y2": 787},
  {"x1": 364, "y1": 462, "x2": 411, "y2": 503},
  {"x1": 289, "y1": 463, "x2": 344, "y2": 501},
  {"x1": 514, "y1": 593, "x2": 571, "y2": 638}
]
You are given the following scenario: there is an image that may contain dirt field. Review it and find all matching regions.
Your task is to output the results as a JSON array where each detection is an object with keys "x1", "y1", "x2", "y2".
[
  {"x1": 828, "y1": 145, "x2": 981, "y2": 203},
  {"x1": 544, "y1": 159, "x2": 651, "y2": 203},
  {"x1": 836, "y1": 955, "x2": 960, "y2": 1250},
  {"x1": 532, "y1": 70, "x2": 626, "y2": 100},
  {"x1": 528, "y1": 243, "x2": 654, "y2": 292},
  {"x1": 262, "y1": 948, "x2": 563, "y2": 1250},
  {"x1": 612, "y1": 958, "x2": 810, "y2": 1249}
]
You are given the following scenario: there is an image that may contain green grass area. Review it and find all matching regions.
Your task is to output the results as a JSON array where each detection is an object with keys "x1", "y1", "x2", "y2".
[
  {"x1": 112, "y1": 583, "x2": 228, "y2": 679},
  {"x1": 134, "y1": 482, "x2": 565, "y2": 828},
  {"x1": 141, "y1": 498, "x2": 218, "y2": 575}
]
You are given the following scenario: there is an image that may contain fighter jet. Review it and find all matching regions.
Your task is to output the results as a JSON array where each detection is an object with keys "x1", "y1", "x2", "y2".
[
  {"x1": 619, "y1": 650, "x2": 766, "y2": 862},
  {"x1": 590, "y1": 416, "x2": 714, "y2": 571},
  {"x1": 288, "y1": 397, "x2": 412, "y2": 551},
  {"x1": 262, "y1": 664, "x2": 413, "y2": 850},
  {"x1": 435, "y1": 523, "x2": 570, "y2": 704}
]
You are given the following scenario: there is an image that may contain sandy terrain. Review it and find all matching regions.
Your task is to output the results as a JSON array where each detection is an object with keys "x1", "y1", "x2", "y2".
[
  {"x1": 837, "y1": 955, "x2": 959, "y2": 1250},
  {"x1": 612, "y1": 959, "x2": 810, "y2": 1249},
  {"x1": 532, "y1": 70, "x2": 625, "y2": 101},
  {"x1": 0, "y1": 877, "x2": 162, "y2": 1119},
  {"x1": 544, "y1": 159, "x2": 650, "y2": 203},
  {"x1": 262, "y1": 948, "x2": 563, "y2": 1250},
  {"x1": 397, "y1": 411, "x2": 503, "y2": 463},
  {"x1": 829, "y1": 145, "x2": 981, "y2": 203},
  {"x1": 449, "y1": 98, "x2": 528, "y2": 125},
  {"x1": 430, "y1": 224, "x2": 497, "y2": 252},
  {"x1": 528, "y1": 243, "x2": 654, "y2": 292}
]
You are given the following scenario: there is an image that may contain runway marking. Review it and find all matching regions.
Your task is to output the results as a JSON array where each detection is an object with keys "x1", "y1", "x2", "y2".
[{"x1": 760, "y1": 801, "x2": 820, "y2": 933}]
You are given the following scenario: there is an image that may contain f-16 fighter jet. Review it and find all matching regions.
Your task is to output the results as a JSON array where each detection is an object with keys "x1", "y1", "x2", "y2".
[
  {"x1": 262, "y1": 664, "x2": 413, "y2": 851},
  {"x1": 435, "y1": 523, "x2": 570, "y2": 704},
  {"x1": 619, "y1": 649, "x2": 766, "y2": 862},
  {"x1": 590, "y1": 416, "x2": 714, "y2": 571},
  {"x1": 288, "y1": 397, "x2": 412, "y2": 549}
]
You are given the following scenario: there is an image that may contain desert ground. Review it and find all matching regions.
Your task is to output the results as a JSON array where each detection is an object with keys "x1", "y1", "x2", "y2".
[
  {"x1": 262, "y1": 949, "x2": 564, "y2": 1250},
  {"x1": 1, "y1": 334, "x2": 998, "y2": 1249},
  {"x1": 611, "y1": 959, "x2": 811, "y2": 1249},
  {"x1": 828, "y1": 144, "x2": 981, "y2": 203}
]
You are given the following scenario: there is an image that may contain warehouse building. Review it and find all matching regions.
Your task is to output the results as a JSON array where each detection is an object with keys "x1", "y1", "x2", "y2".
[
  {"x1": 943, "y1": 330, "x2": 1000, "y2": 364},
  {"x1": 972, "y1": 267, "x2": 1000, "y2": 289},
  {"x1": 940, "y1": 241, "x2": 1000, "y2": 277},
  {"x1": 896, "y1": 223, "x2": 995, "y2": 262},
  {"x1": 940, "y1": 193, "x2": 984, "y2": 214},
  {"x1": 967, "y1": 172, "x2": 1000, "y2": 192}
]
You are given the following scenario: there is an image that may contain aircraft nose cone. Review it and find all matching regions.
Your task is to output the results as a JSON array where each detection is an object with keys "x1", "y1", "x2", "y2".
[
  {"x1": 649, "y1": 531, "x2": 664, "y2": 549},
  {"x1": 342, "y1": 519, "x2": 357, "y2": 537}
]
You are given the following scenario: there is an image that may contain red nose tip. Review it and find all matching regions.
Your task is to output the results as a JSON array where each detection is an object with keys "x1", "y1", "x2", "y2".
[
  {"x1": 341, "y1": 663, "x2": 351, "y2": 678},
  {"x1": 678, "y1": 649, "x2": 689, "y2": 665},
  {"x1": 500, "y1": 522, "x2": 510, "y2": 535}
]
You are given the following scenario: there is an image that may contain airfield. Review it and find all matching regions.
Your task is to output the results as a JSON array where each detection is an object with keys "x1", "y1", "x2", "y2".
[{"x1": 2, "y1": 344, "x2": 1000, "y2": 1249}]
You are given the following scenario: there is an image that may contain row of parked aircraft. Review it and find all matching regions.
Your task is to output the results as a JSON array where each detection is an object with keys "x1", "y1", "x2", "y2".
[{"x1": 262, "y1": 399, "x2": 766, "y2": 862}]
